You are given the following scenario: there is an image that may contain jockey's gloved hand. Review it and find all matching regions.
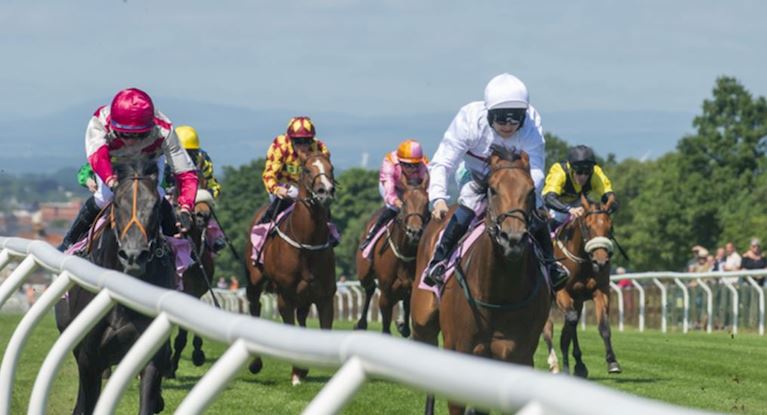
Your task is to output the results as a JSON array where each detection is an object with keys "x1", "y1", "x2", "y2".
[
  {"x1": 177, "y1": 208, "x2": 193, "y2": 235},
  {"x1": 432, "y1": 199, "x2": 449, "y2": 220},
  {"x1": 106, "y1": 176, "x2": 118, "y2": 191}
]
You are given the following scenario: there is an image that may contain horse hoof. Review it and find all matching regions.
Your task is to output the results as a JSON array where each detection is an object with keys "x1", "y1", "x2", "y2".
[
  {"x1": 574, "y1": 363, "x2": 589, "y2": 378},
  {"x1": 192, "y1": 350, "x2": 206, "y2": 367},
  {"x1": 354, "y1": 321, "x2": 367, "y2": 331},
  {"x1": 608, "y1": 362, "x2": 622, "y2": 374},
  {"x1": 291, "y1": 374, "x2": 302, "y2": 386},
  {"x1": 396, "y1": 322, "x2": 411, "y2": 338},
  {"x1": 155, "y1": 396, "x2": 165, "y2": 413},
  {"x1": 249, "y1": 359, "x2": 263, "y2": 374}
]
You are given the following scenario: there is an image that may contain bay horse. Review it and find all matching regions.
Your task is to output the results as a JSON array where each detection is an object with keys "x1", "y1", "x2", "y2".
[
  {"x1": 167, "y1": 189, "x2": 215, "y2": 378},
  {"x1": 411, "y1": 147, "x2": 551, "y2": 415},
  {"x1": 354, "y1": 176, "x2": 430, "y2": 337},
  {"x1": 244, "y1": 151, "x2": 337, "y2": 385},
  {"x1": 55, "y1": 158, "x2": 173, "y2": 414},
  {"x1": 541, "y1": 193, "x2": 621, "y2": 378}
]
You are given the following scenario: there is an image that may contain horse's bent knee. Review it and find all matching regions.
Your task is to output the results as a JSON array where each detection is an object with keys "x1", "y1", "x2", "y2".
[{"x1": 565, "y1": 310, "x2": 579, "y2": 324}]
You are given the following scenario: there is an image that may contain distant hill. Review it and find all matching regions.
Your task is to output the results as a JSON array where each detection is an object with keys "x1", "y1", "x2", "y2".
[{"x1": 0, "y1": 98, "x2": 695, "y2": 174}]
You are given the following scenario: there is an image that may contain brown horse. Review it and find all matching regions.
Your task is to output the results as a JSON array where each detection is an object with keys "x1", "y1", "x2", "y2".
[
  {"x1": 411, "y1": 148, "x2": 551, "y2": 415},
  {"x1": 167, "y1": 190, "x2": 216, "y2": 378},
  {"x1": 354, "y1": 177, "x2": 430, "y2": 337},
  {"x1": 244, "y1": 151, "x2": 336, "y2": 385},
  {"x1": 542, "y1": 193, "x2": 620, "y2": 378}
]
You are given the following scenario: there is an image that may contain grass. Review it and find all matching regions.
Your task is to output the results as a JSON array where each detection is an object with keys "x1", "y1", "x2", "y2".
[{"x1": 1, "y1": 312, "x2": 765, "y2": 414}]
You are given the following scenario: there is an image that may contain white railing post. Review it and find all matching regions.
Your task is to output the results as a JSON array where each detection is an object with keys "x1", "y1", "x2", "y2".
[
  {"x1": 0, "y1": 249, "x2": 12, "y2": 272},
  {"x1": 696, "y1": 278, "x2": 713, "y2": 334},
  {"x1": 94, "y1": 313, "x2": 173, "y2": 415},
  {"x1": 28, "y1": 289, "x2": 115, "y2": 415},
  {"x1": 745, "y1": 276, "x2": 764, "y2": 336},
  {"x1": 652, "y1": 278, "x2": 667, "y2": 333},
  {"x1": 673, "y1": 278, "x2": 689, "y2": 334},
  {"x1": 722, "y1": 280, "x2": 739, "y2": 335},
  {"x1": 580, "y1": 303, "x2": 586, "y2": 331},
  {"x1": 630, "y1": 280, "x2": 645, "y2": 332},
  {"x1": 304, "y1": 357, "x2": 367, "y2": 415},
  {"x1": 0, "y1": 272, "x2": 73, "y2": 414},
  {"x1": 346, "y1": 291, "x2": 355, "y2": 322},
  {"x1": 609, "y1": 282, "x2": 624, "y2": 332},
  {"x1": 0, "y1": 256, "x2": 38, "y2": 308},
  {"x1": 336, "y1": 292, "x2": 344, "y2": 320},
  {"x1": 350, "y1": 285, "x2": 364, "y2": 321}
]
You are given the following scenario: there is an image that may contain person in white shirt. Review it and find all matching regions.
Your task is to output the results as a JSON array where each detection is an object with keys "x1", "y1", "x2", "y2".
[{"x1": 424, "y1": 73, "x2": 568, "y2": 289}]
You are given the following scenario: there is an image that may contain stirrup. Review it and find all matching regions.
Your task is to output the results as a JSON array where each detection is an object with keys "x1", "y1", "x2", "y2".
[
  {"x1": 549, "y1": 262, "x2": 569, "y2": 291},
  {"x1": 423, "y1": 261, "x2": 447, "y2": 287}
]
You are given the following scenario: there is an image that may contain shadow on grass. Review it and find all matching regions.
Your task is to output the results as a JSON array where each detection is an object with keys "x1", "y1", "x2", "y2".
[{"x1": 589, "y1": 376, "x2": 665, "y2": 384}]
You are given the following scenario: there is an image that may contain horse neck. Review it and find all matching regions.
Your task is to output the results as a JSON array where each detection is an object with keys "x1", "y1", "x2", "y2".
[
  {"x1": 562, "y1": 220, "x2": 586, "y2": 256},
  {"x1": 289, "y1": 198, "x2": 330, "y2": 244},
  {"x1": 472, "y1": 234, "x2": 536, "y2": 302}
]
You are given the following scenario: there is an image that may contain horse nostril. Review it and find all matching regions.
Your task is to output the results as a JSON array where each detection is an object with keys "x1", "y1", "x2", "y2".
[
  {"x1": 317, "y1": 188, "x2": 327, "y2": 195},
  {"x1": 118, "y1": 250, "x2": 128, "y2": 260},
  {"x1": 137, "y1": 249, "x2": 151, "y2": 263}
]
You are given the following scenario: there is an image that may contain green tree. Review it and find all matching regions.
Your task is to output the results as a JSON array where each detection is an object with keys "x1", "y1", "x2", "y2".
[
  {"x1": 544, "y1": 132, "x2": 569, "y2": 171},
  {"x1": 333, "y1": 168, "x2": 380, "y2": 278}
]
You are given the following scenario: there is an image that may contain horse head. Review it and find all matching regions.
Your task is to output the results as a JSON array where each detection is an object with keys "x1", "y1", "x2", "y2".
[
  {"x1": 298, "y1": 151, "x2": 336, "y2": 208},
  {"x1": 110, "y1": 158, "x2": 162, "y2": 276},
  {"x1": 486, "y1": 145, "x2": 535, "y2": 260},
  {"x1": 193, "y1": 189, "x2": 215, "y2": 231},
  {"x1": 397, "y1": 171, "x2": 430, "y2": 243},
  {"x1": 579, "y1": 193, "x2": 615, "y2": 273}
]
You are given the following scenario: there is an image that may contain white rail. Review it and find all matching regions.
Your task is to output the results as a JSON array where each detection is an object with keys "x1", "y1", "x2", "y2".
[{"x1": 0, "y1": 237, "x2": 713, "y2": 414}]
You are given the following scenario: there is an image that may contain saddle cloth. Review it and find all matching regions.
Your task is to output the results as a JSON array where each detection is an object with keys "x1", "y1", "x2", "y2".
[{"x1": 360, "y1": 218, "x2": 395, "y2": 259}]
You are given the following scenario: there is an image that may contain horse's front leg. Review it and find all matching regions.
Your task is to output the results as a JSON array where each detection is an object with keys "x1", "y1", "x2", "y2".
[
  {"x1": 167, "y1": 328, "x2": 188, "y2": 379},
  {"x1": 192, "y1": 335, "x2": 205, "y2": 367},
  {"x1": 138, "y1": 342, "x2": 170, "y2": 415},
  {"x1": 278, "y1": 293, "x2": 306, "y2": 385},
  {"x1": 354, "y1": 279, "x2": 376, "y2": 330},
  {"x1": 73, "y1": 350, "x2": 103, "y2": 415},
  {"x1": 542, "y1": 317, "x2": 560, "y2": 373},
  {"x1": 379, "y1": 291, "x2": 394, "y2": 335},
  {"x1": 397, "y1": 291, "x2": 412, "y2": 338},
  {"x1": 594, "y1": 288, "x2": 622, "y2": 374},
  {"x1": 557, "y1": 293, "x2": 577, "y2": 375},
  {"x1": 570, "y1": 301, "x2": 588, "y2": 378},
  {"x1": 246, "y1": 279, "x2": 265, "y2": 374}
]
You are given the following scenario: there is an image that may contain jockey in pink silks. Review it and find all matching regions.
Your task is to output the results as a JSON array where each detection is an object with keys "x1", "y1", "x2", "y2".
[{"x1": 359, "y1": 139, "x2": 429, "y2": 251}]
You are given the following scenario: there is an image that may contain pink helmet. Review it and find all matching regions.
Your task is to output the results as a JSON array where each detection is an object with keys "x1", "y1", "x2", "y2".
[{"x1": 109, "y1": 88, "x2": 155, "y2": 133}]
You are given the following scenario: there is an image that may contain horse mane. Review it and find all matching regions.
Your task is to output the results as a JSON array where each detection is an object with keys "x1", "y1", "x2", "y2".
[
  {"x1": 113, "y1": 158, "x2": 159, "y2": 180},
  {"x1": 488, "y1": 144, "x2": 529, "y2": 171}
]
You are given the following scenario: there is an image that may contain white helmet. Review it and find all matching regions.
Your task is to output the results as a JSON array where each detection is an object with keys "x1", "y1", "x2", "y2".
[{"x1": 484, "y1": 73, "x2": 529, "y2": 110}]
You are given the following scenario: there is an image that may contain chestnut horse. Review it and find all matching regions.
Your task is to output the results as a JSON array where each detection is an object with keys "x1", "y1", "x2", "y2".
[
  {"x1": 55, "y1": 159, "x2": 173, "y2": 414},
  {"x1": 411, "y1": 148, "x2": 551, "y2": 415},
  {"x1": 354, "y1": 178, "x2": 430, "y2": 337},
  {"x1": 167, "y1": 190, "x2": 216, "y2": 378},
  {"x1": 541, "y1": 193, "x2": 621, "y2": 378},
  {"x1": 244, "y1": 151, "x2": 336, "y2": 385}
]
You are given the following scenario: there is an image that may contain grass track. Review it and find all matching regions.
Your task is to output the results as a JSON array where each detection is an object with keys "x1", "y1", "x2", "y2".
[{"x1": 1, "y1": 313, "x2": 765, "y2": 414}]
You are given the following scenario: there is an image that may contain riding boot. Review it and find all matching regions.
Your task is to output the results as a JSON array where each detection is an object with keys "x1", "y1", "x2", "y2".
[
  {"x1": 58, "y1": 196, "x2": 100, "y2": 252},
  {"x1": 160, "y1": 198, "x2": 179, "y2": 236},
  {"x1": 532, "y1": 214, "x2": 569, "y2": 291},
  {"x1": 359, "y1": 207, "x2": 398, "y2": 251},
  {"x1": 258, "y1": 198, "x2": 288, "y2": 225},
  {"x1": 423, "y1": 205, "x2": 475, "y2": 287}
]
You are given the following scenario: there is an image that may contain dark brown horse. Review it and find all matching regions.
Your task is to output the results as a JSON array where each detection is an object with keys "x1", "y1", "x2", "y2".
[
  {"x1": 411, "y1": 148, "x2": 551, "y2": 415},
  {"x1": 542, "y1": 193, "x2": 620, "y2": 378},
  {"x1": 244, "y1": 151, "x2": 336, "y2": 385},
  {"x1": 354, "y1": 177, "x2": 430, "y2": 337},
  {"x1": 55, "y1": 159, "x2": 173, "y2": 415},
  {"x1": 167, "y1": 190, "x2": 215, "y2": 378}
]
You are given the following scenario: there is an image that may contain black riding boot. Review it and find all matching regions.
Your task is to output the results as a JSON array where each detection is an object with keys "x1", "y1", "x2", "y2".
[
  {"x1": 258, "y1": 198, "x2": 289, "y2": 225},
  {"x1": 160, "y1": 198, "x2": 179, "y2": 236},
  {"x1": 58, "y1": 196, "x2": 100, "y2": 252},
  {"x1": 532, "y1": 215, "x2": 569, "y2": 291},
  {"x1": 359, "y1": 207, "x2": 398, "y2": 251},
  {"x1": 423, "y1": 205, "x2": 475, "y2": 287}
]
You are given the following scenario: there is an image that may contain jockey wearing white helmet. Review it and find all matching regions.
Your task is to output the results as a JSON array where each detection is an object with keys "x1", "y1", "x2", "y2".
[{"x1": 424, "y1": 73, "x2": 568, "y2": 289}]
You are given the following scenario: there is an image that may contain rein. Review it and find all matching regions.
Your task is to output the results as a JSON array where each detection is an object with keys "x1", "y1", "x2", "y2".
[
  {"x1": 109, "y1": 174, "x2": 167, "y2": 260},
  {"x1": 556, "y1": 209, "x2": 615, "y2": 264},
  {"x1": 383, "y1": 227, "x2": 416, "y2": 262}
]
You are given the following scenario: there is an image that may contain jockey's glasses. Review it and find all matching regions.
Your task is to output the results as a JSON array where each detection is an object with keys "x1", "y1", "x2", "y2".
[
  {"x1": 115, "y1": 131, "x2": 151, "y2": 140},
  {"x1": 573, "y1": 166, "x2": 593, "y2": 176},
  {"x1": 489, "y1": 108, "x2": 526, "y2": 126},
  {"x1": 291, "y1": 137, "x2": 313, "y2": 146},
  {"x1": 401, "y1": 162, "x2": 418, "y2": 170}
]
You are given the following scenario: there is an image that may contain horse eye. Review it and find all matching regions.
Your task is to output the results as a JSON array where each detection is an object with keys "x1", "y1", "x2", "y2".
[{"x1": 489, "y1": 187, "x2": 497, "y2": 196}]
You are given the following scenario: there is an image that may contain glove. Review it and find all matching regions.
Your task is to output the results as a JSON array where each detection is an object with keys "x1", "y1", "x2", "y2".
[{"x1": 432, "y1": 199, "x2": 449, "y2": 220}]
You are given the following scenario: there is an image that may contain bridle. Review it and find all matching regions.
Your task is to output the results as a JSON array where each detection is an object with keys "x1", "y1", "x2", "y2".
[
  {"x1": 298, "y1": 156, "x2": 336, "y2": 206},
  {"x1": 109, "y1": 174, "x2": 166, "y2": 258},
  {"x1": 485, "y1": 165, "x2": 534, "y2": 242},
  {"x1": 556, "y1": 208, "x2": 614, "y2": 264}
]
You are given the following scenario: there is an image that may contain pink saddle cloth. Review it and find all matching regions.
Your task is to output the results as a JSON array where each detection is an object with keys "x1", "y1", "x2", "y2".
[
  {"x1": 250, "y1": 204, "x2": 341, "y2": 265},
  {"x1": 360, "y1": 218, "x2": 395, "y2": 259},
  {"x1": 64, "y1": 217, "x2": 193, "y2": 291}
]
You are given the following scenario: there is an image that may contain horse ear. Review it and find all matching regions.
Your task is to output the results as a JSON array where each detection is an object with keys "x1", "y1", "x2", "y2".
[
  {"x1": 488, "y1": 153, "x2": 502, "y2": 169},
  {"x1": 519, "y1": 150, "x2": 530, "y2": 170}
]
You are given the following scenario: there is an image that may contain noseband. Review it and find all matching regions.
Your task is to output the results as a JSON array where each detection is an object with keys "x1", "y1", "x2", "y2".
[
  {"x1": 300, "y1": 159, "x2": 335, "y2": 206},
  {"x1": 110, "y1": 174, "x2": 165, "y2": 257},
  {"x1": 485, "y1": 165, "x2": 533, "y2": 240}
]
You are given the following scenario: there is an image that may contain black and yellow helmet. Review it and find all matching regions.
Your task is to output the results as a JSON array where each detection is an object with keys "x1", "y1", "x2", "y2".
[{"x1": 567, "y1": 145, "x2": 596, "y2": 167}]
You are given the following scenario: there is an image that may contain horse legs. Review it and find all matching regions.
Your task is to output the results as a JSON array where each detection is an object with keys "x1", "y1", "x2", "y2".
[
  {"x1": 570, "y1": 303, "x2": 588, "y2": 378},
  {"x1": 246, "y1": 280, "x2": 265, "y2": 374},
  {"x1": 594, "y1": 288, "x2": 622, "y2": 374},
  {"x1": 168, "y1": 328, "x2": 188, "y2": 379},
  {"x1": 542, "y1": 317, "x2": 560, "y2": 373},
  {"x1": 192, "y1": 335, "x2": 206, "y2": 367},
  {"x1": 73, "y1": 350, "x2": 103, "y2": 415},
  {"x1": 277, "y1": 294, "x2": 306, "y2": 385},
  {"x1": 557, "y1": 294, "x2": 577, "y2": 375},
  {"x1": 396, "y1": 292, "x2": 412, "y2": 338},
  {"x1": 354, "y1": 280, "x2": 376, "y2": 330},
  {"x1": 379, "y1": 292, "x2": 394, "y2": 335},
  {"x1": 139, "y1": 342, "x2": 170, "y2": 415}
]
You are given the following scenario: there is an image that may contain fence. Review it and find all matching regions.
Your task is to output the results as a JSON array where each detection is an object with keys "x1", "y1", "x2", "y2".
[{"x1": 0, "y1": 237, "x2": 713, "y2": 414}]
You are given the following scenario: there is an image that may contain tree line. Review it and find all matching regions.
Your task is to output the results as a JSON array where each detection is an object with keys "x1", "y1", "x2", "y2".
[{"x1": 212, "y1": 76, "x2": 767, "y2": 281}]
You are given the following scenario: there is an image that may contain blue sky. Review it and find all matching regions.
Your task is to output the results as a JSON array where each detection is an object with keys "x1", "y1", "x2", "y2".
[{"x1": 0, "y1": 1, "x2": 765, "y2": 171}]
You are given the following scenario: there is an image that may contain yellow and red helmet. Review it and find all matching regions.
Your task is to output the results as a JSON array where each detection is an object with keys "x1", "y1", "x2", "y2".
[
  {"x1": 396, "y1": 139, "x2": 427, "y2": 164},
  {"x1": 286, "y1": 116, "x2": 316, "y2": 139}
]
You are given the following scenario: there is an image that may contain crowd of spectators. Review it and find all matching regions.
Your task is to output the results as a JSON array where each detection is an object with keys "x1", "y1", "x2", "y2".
[{"x1": 686, "y1": 238, "x2": 767, "y2": 285}]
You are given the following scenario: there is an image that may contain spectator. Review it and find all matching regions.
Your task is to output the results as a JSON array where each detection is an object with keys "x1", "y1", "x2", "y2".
[
  {"x1": 687, "y1": 245, "x2": 707, "y2": 272},
  {"x1": 216, "y1": 277, "x2": 228, "y2": 289},
  {"x1": 229, "y1": 276, "x2": 240, "y2": 292},
  {"x1": 741, "y1": 238, "x2": 767, "y2": 285},
  {"x1": 721, "y1": 242, "x2": 742, "y2": 285},
  {"x1": 689, "y1": 248, "x2": 711, "y2": 273},
  {"x1": 712, "y1": 247, "x2": 726, "y2": 271},
  {"x1": 337, "y1": 275, "x2": 350, "y2": 295}
]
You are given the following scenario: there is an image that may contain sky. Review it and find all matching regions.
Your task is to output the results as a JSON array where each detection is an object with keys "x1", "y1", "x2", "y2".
[{"x1": 0, "y1": 0, "x2": 765, "y2": 172}]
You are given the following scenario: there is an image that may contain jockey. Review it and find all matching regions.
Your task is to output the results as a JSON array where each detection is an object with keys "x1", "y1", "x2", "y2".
[
  {"x1": 174, "y1": 125, "x2": 227, "y2": 252},
  {"x1": 259, "y1": 116, "x2": 330, "y2": 224},
  {"x1": 543, "y1": 145, "x2": 619, "y2": 229},
  {"x1": 424, "y1": 73, "x2": 568, "y2": 289},
  {"x1": 58, "y1": 88, "x2": 198, "y2": 251},
  {"x1": 359, "y1": 139, "x2": 429, "y2": 251}
]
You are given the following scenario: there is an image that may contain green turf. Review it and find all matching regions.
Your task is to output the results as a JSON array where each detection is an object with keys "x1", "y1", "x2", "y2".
[{"x1": 0, "y1": 312, "x2": 765, "y2": 414}]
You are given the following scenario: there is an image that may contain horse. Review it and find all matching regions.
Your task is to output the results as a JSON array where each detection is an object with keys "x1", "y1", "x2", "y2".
[
  {"x1": 167, "y1": 189, "x2": 216, "y2": 379},
  {"x1": 55, "y1": 158, "x2": 174, "y2": 414},
  {"x1": 354, "y1": 176, "x2": 430, "y2": 337},
  {"x1": 244, "y1": 151, "x2": 337, "y2": 385},
  {"x1": 411, "y1": 148, "x2": 551, "y2": 415},
  {"x1": 541, "y1": 193, "x2": 621, "y2": 378}
]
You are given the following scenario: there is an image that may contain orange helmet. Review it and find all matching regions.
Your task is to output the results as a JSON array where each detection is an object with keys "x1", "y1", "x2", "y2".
[
  {"x1": 396, "y1": 139, "x2": 427, "y2": 164},
  {"x1": 286, "y1": 116, "x2": 316, "y2": 139}
]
